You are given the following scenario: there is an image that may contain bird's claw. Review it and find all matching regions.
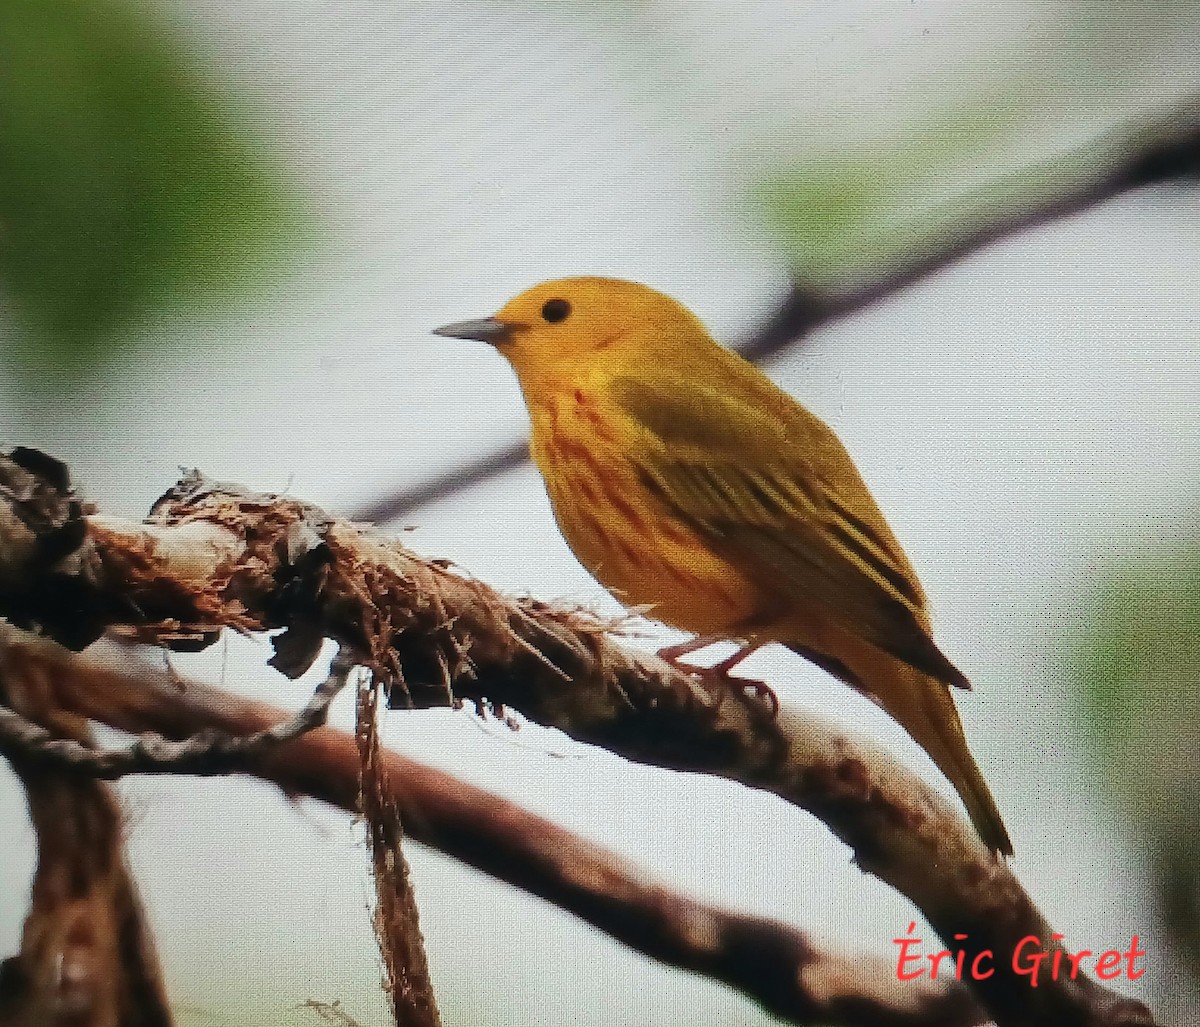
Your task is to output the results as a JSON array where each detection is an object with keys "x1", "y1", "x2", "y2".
[
  {"x1": 657, "y1": 646, "x2": 779, "y2": 718},
  {"x1": 730, "y1": 675, "x2": 780, "y2": 717}
]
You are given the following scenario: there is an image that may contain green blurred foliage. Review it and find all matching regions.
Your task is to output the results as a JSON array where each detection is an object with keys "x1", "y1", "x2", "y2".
[
  {"x1": 0, "y1": 0, "x2": 303, "y2": 381},
  {"x1": 758, "y1": 107, "x2": 1009, "y2": 280},
  {"x1": 1072, "y1": 544, "x2": 1200, "y2": 971},
  {"x1": 755, "y1": 0, "x2": 1199, "y2": 289},
  {"x1": 756, "y1": 106, "x2": 1176, "y2": 289},
  {"x1": 1075, "y1": 546, "x2": 1200, "y2": 814}
]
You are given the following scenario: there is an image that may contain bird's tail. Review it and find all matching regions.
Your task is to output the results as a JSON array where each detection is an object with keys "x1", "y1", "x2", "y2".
[
  {"x1": 788, "y1": 636, "x2": 1013, "y2": 856},
  {"x1": 890, "y1": 665, "x2": 1013, "y2": 856}
]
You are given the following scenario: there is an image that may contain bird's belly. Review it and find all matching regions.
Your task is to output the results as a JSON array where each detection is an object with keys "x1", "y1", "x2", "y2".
[{"x1": 536, "y1": 438, "x2": 762, "y2": 636}]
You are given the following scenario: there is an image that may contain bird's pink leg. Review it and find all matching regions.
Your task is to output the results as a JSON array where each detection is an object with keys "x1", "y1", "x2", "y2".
[
  {"x1": 656, "y1": 637, "x2": 778, "y2": 716},
  {"x1": 708, "y1": 642, "x2": 763, "y2": 676},
  {"x1": 656, "y1": 634, "x2": 724, "y2": 664}
]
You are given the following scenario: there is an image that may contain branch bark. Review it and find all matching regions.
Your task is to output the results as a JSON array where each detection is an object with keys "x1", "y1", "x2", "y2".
[{"x1": 0, "y1": 638, "x2": 171, "y2": 1027}]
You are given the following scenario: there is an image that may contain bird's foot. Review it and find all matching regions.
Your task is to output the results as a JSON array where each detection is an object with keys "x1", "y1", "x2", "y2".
[
  {"x1": 702, "y1": 670, "x2": 779, "y2": 718},
  {"x1": 655, "y1": 639, "x2": 779, "y2": 717}
]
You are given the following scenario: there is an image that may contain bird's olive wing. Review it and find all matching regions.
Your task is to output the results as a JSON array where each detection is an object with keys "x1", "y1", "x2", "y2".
[{"x1": 612, "y1": 376, "x2": 965, "y2": 685}]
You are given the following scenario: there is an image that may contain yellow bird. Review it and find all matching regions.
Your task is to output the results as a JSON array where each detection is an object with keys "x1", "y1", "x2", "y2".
[{"x1": 434, "y1": 277, "x2": 1013, "y2": 855}]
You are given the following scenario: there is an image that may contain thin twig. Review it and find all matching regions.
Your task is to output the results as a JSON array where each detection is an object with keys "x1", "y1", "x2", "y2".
[
  {"x1": 294, "y1": 999, "x2": 367, "y2": 1026},
  {"x1": 0, "y1": 652, "x2": 354, "y2": 780},
  {"x1": 355, "y1": 672, "x2": 442, "y2": 1027}
]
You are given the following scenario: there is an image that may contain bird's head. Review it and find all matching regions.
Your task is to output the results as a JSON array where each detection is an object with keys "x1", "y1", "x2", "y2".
[{"x1": 433, "y1": 277, "x2": 710, "y2": 387}]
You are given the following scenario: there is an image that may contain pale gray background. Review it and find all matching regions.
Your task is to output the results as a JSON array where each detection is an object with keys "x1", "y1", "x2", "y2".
[{"x1": 1, "y1": 2, "x2": 1198, "y2": 1024}]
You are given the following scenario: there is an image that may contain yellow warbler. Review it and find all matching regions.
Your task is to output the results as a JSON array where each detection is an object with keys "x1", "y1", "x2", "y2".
[{"x1": 434, "y1": 277, "x2": 1013, "y2": 855}]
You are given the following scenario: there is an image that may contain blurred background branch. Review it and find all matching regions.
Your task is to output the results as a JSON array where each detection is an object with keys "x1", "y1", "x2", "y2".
[{"x1": 351, "y1": 100, "x2": 1200, "y2": 526}]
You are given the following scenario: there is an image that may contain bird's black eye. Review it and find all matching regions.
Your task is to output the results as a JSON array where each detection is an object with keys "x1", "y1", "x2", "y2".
[{"x1": 541, "y1": 298, "x2": 571, "y2": 323}]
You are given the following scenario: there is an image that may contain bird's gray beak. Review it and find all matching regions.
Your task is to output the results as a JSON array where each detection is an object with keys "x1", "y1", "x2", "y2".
[{"x1": 431, "y1": 317, "x2": 512, "y2": 345}]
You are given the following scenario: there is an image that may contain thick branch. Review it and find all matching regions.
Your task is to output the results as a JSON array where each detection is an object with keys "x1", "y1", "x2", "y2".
[
  {"x1": 0, "y1": 629, "x2": 986, "y2": 1027},
  {"x1": 0, "y1": 452, "x2": 1159, "y2": 1026}
]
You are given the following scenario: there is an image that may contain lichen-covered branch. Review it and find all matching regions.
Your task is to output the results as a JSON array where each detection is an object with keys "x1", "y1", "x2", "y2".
[
  {"x1": 0, "y1": 449, "x2": 1161, "y2": 1026},
  {"x1": 0, "y1": 628, "x2": 987, "y2": 1027}
]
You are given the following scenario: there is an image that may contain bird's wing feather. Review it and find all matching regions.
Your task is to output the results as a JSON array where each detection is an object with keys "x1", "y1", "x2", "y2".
[{"x1": 612, "y1": 374, "x2": 968, "y2": 687}]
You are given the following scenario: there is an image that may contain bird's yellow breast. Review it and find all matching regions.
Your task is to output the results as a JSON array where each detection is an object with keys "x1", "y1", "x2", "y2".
[{"x1": 527, "y1": 386, "x2": 764, "y2": 636}]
